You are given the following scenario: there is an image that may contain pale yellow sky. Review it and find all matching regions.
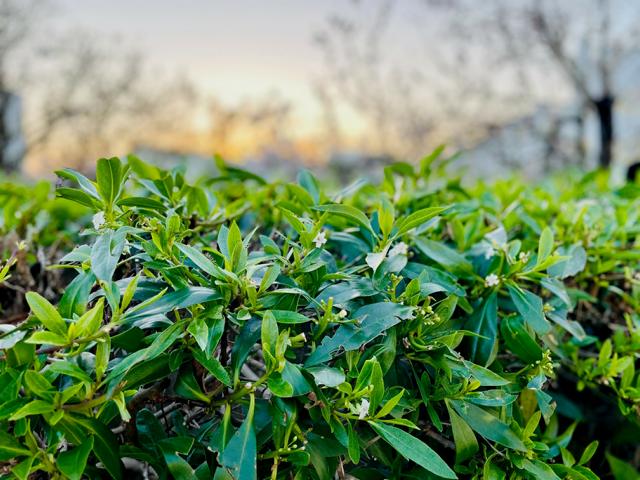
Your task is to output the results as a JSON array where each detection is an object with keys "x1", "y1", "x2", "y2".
[{"x1": 52, "y1": 0, "x2": 350, "y2": 138}]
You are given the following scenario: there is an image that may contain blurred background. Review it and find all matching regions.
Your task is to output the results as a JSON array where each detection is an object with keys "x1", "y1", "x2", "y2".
[{"x1": 1, "y1": 0, "x2": 640, "y2": 180}]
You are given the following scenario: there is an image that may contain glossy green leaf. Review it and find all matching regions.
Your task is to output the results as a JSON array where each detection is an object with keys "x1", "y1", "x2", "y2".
[
  {"x1": 507, "y1": 285, "x2": 550, "y2": 335},
  {"x1": 449, "y1": 400, "x2": 526, "y2": 451},
  {"x1": 25, "y1": 292, "x2": 67, "y2": 336},
  {"x1": 220, "y1": 395, "x2": 257, "y2": 480},
  {"x1": 368, "y1": 421, "x2": 457, "y2": 479},
  {"x1": 313, "y1": 204, "x2": 374, "y2": 234},
  {"x1": 57, "y1": 437, "x2": 94, "y2": 480},
  {"x1": 446, "y1": 400, "x2": 479, "y2": 463},
  {"x1": 415, "y1": 238, "x2": 473, "y2": 274},
  {"x1": 96, "y1": 157, "x2": 124, "y2": 207},
  {"x1": 0, "y1": 431, "x2": 30, "y2": 461}
]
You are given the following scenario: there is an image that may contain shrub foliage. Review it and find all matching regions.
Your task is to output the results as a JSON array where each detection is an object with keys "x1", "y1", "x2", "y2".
[{"x1": 0, "y1": 153, "x2": 639, "y2": 479}]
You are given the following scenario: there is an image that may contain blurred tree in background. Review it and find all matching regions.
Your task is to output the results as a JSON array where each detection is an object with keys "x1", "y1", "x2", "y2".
[
  {"x1": 315, "y1": 0, "x2": 640, "y2": 171},
  {"x1": 0, "y1": 0, "x2": 195, "y2": 173}
]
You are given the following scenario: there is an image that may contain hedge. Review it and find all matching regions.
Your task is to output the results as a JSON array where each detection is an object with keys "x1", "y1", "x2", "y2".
[{"x1": 0, "y1": 152, "x2": 639, "y2": 479}]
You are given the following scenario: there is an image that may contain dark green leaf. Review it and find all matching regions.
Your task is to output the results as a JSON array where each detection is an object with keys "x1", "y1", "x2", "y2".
[{"x1": 368, "y1": 421, "x2": 457, "y2": 479}]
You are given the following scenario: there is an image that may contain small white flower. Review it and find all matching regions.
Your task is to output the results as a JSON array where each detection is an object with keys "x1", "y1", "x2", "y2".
[
  {"x1": 485, "y1": 273, "x2": 500, "y2": 287},
  {"x1": 313, "y1": 231, "x2": 327, "y2": 249},
  {"x1": 92, "y1": 211, "x2": 106, "y2": 229},
  {"x1": 245, "y1": 382, "x2": 253, "y2": 390},
  {"x1": 358, "y1": 399, "x2": 370, "y2": 419},
  {"x1": 338, "y1": 309, "x2": 348, "y2": 318},
  {"x1": 300, "y1": 333, "x2": 307, "y2": 343},
  {"x1": 519, "y1": 251, "x2": 530, "y2": 263},
  {"x1": 388, "y1": 242, "x2": 408, "y2": 257}
]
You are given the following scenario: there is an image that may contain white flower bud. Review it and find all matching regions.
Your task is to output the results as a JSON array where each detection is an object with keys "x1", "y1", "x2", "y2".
[{"x1": 92, "y1": 211, "x2": 106, "y2": 229}]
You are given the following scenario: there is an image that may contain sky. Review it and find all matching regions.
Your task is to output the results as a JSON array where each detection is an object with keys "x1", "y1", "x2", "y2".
[
  {"x1": 52, "y1": 0, "x2": 347, "y2": 138},
  {"x1": 21, "y1": 0, "x2": 639, "y2": 176}
]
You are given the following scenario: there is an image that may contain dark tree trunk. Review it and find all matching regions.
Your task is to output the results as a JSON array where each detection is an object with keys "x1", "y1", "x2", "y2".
[
  {"x1": 0, "y1": 91, "x2": 27, "y2": 173},
  {"x1": 594, "y1": 95, "x2": 614, "y2": 169}
]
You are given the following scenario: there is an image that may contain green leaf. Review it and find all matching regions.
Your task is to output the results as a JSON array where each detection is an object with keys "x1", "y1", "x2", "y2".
[
  {"x1": 313, "y1": 204, "x2": 374, "y2": 235},
  {"x1": 269, "y1": 310, "x2": 310, "y2": 324},
  {"x1": 267, "y1": 373, "x2": 294, "y2": 397},
  {"x1": 578, "y1": 441, "x2": 599, "y2": 466},
  {"x1": 375, "y1": 390, "x2": 404, "y2": 418},
  {"x1": 74, "y1": 298, "x2": 104, "y2": 338},
  {"x1": 11, "y1": 456, "x2": 35, "y2": 480},
  {"x1": 446, "y1": 400, "x2": 478, "y2": 463},
  {"x1": 123, "y1": 287, "x2": 221, "y2": 323},
  {"x1": 158, "y1": 437, "x2": 196, "y2": 480},
  {"x1": 522, "y1": 459, "x2": 561, "y2": 480},
  {"x1": 24, "y1": 331, "x2": 68, "y2": 346},
  {"x1": 174, "y1": 367, "x2": 210, "y2": 403},
  {"x1": 177, "y1": 243, "x2": 233, "y2": 282},
  {"x1": 136, "y1": 408, "x2": 167, "y2": 451},
  {"x1": 307, "y1": 366, "x2": 345, "y2": 387},
  {"x1": 188, "y1": 317, "x2": 209, "y2": 351},
  {"x1": 415, "y1": 238, "x2": 473, "y2": 275},
  {"x1": 25, "y1": 292, "x2": 67, "y2": 336},
  {"x1": 91, "y1": 230, "x2": 126, "y2": 282},
  {"x1": 0, "y1": 431, "x2": 30, "y2": 461},
  {"x1": 96, "y1": 157, "x2": 124, "y2": 207},
  {"x1": 118, "y1": 196, "x2": 166, "y2": 211},
  {"x1": 9, "y1": 399, "x2": 55, "y2": 420},
  {"x1": 606, "y1": 453, "x2": 640, "y2": 480},
  {"x1": 23, "y1": 370, "x2": 53, "y2": 398},
  {"x1": 220, "y1": 395, "x2": 257, "y2": 480},
  {"x1": 448, "y1": 399, "x2": 526, "y2": 451},
  {"x1": 548, "y1": 244, "x2": 587, "y2": 279},
  {"x1": 368, "y1": 421, "x2": 457, "y2": 479},
  {"x1": 259, "y1": 264, "x2": 280, "y2": 293},
  {"x1": 537, "y1": 227, "x2": 554, "y2": 265},
  {"x1": 105, "y1": 321, "x2": 185, "y2": 384},
  {"x1": 305, "y1": 302, "x2": 414, "y2": 366},
  {"x1": 261, "y1": 311, "x2": 279, "y2": 371},
  {"x1": 192, "y1": 349, "x2": 232, "y2": 387},
  {"x1": 56, "y1": 168, "x2": 101, "y2": 199},
  {"x1": 47, "y1": 360, "x2": 93, "y2": 384},
  {"x1": 507, "y1": 285, "x2": 550, "y2": 335},
  {"x1": 56, "y1": 186, "x2": 100, "y2": 208},
  {"x1": 57, "y1": 437, "x2": 94, "y2": 480},
  {"x1": 500, "y1": 316, "x2": 543, "y2": 363},
  {"x1": 230, "y1": 318, "x2": 261, "y2": 383},
  {"x1": 280, "y1": 361, "x2": 312, "y2": 396},
  {"x1": 58, "y1": 271, "x2": 96, "y2": 318},
  {"x1": 84, "y1": 418, "x2": 123, "y2": 479},
  {"x1": 394, "y1": 206, "x2": 447, "y2": 237},
  {"x1": 366, "y1": 249, "x2": 388, "y2": 272},
  {"x1": 298, "y1": 169, "x2": 321, "y2": 204},
  {"x1": 466, "y1": 293, "x2": 498, "y2": 366},
  {"x1": 347, "y1": 423, "x2": 361, "y2": 464}
]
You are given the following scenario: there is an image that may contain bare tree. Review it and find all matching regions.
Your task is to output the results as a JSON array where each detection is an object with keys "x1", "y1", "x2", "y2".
[
  {"x1": 0, "y1": 0, "x2": 197, "y2": 173},
  {"x1": 445, "y1": 0, "x2": 640, "y2": 168},
  {"x1": 26, "y1": 32, "x2": 196, "y2": 170},
  {"x1": 314, "y1": 1, "x2": 436, "y2": 161},
  {"x1": 0, "y1": 0, "x2": 46, "y2": 172},
  {"x1": 317, "y1": 0, "x2": 640, "y2": 169}
]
